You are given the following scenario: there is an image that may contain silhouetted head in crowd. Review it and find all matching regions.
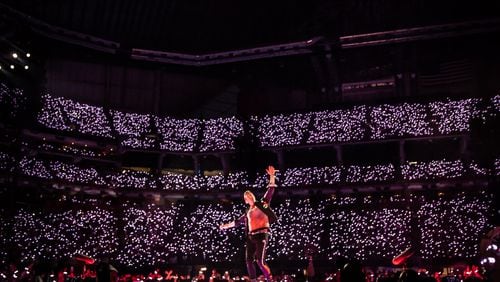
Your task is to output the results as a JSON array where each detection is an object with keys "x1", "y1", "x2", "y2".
[
  {"x1": 399, "y1": 269, "x2": 418, "y2": 282},
  {"x1": 340, "y1": 261, "x2": 365, "y2": 282}
]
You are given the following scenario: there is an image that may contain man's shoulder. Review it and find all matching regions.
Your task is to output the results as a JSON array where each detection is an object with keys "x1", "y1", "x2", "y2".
[{"x1": 256, "y1": 200, "x2": 270, "y2": 209}]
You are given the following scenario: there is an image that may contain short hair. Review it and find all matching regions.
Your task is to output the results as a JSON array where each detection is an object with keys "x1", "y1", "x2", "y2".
[{"x1": 244, "y1": 190, "x2": 255, "y2": 199}]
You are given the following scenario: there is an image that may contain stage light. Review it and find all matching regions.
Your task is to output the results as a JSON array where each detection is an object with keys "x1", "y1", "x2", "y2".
[
  {"x1": 10, "y1": 65, "x2": 14, "y2": 69},
  {"x1": 24, "y1": 65, "x2": 29, "y2": 70},
  {"x1": 12, "y1": 52, "x2": 18, "y2": 58},
  {"x1": 26, "y1": 53, "x2": 31, "y2": 58}
]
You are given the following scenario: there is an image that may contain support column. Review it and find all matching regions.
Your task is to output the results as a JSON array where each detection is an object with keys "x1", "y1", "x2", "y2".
[
  {"x1": 220, "y1": 153, "x2": 230, "y2": 175},
  {"x1": 399, "y1": 140, "x2": 406, "y2": 164},
  {"x1": 158, "y1": 153, "x2": 166, "y2": 171},
  {"x1": 460, "y1": 135, "x2": 470, "y2": 158},
  {"x1": 193, "y1": 155, "x2": 202, "y2": 175},
  {"x1": 276, "y1": 150, "x2": 285, "y2": 170},
  {"x1": 335, "y1": 145, "x2": 343, "y2": 165}
]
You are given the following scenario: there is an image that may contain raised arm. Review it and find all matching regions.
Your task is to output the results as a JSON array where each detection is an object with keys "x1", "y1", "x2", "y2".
[{"x1": 262, "y1": 165, "x2": 277, "y2": 204}]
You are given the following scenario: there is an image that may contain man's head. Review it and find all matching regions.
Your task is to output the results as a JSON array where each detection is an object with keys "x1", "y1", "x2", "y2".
[{"x1": 243, "y1": 190, "x2": 256, "y2": 205}]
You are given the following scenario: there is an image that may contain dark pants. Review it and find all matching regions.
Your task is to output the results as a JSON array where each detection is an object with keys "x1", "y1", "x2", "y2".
[{"x1": 245, "y1": 233, "x2": 271, "y2": 281}]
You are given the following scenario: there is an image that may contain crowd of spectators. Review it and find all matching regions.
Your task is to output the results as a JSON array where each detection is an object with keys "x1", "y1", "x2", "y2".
[
  {"x1": 1, "y1": 85, "x2": 496, "y2": 282},
  {"x1": 0, "y1": 83, "x2": 27, "y2": 120},
  {"x1": 0, "y1": 192, "x2": 493, "y2": 279},
  {"x1": 111, "y1": 111, "x2": 156, "y2": 149},
  {"x1": 0, "y1": 263, "x2": 488, "y2": 282},
  {"x1": 35, "y1": 142, "x2": 101, "y2": 158},
  {"x1": 38, "y1": 94, "x2": 114, "y2": 138},
  {"x1": 154, "y1": 116, "x2": 201, "y2": 152},
  {"x1": 10, "y1": 208, "x2": 118, "y2": 263},
  {"x1": 8, "y1": 154, "x2": 496, "y2": 191},
  {"x1": 35, "y1": 94, "x2": 499, "y2": 152},
  {"x1": 417, "y1": 192, "x2": 495, "y2": 259}
]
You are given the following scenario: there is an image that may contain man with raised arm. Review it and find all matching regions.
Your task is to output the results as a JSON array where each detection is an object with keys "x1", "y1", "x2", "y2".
[{"x1": 220, "y1": 165, "x2": 278, "y2": 282}]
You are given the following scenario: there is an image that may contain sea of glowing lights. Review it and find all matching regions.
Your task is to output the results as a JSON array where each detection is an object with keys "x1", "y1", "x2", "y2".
[
  {"x1": 11, "y1": 155, "x2": 496, "y2": 190},
  {"x1": 0, "y1": 191, "x2": 493, "y2": 267},
  {"x1": 36, "y1": 93, "x2": 499, "y2": 152}
]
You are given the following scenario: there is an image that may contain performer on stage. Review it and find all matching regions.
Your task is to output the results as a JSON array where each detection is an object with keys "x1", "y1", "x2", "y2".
[{"x1": 220, "y1": 166, "x2": 278, "y2": 282}]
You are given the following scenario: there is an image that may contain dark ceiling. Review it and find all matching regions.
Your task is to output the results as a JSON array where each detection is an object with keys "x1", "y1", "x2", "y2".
[
  {"x1": 0, "y1": 0, "x2": 499, "y2": 118},
  {"x1": 1, "y1": 0, "x2": 499, "y2": 53}
]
